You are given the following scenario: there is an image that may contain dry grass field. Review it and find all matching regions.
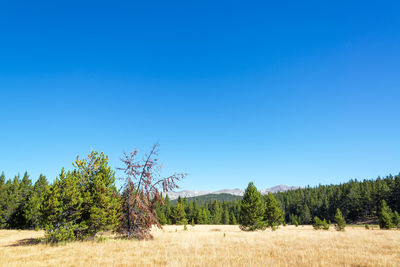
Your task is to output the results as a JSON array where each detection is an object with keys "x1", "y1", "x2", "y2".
[{"x1": 1, "y1": 225, "x2": 399, "y2": 267}]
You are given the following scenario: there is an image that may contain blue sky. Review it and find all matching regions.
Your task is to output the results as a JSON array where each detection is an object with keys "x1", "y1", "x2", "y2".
[{"x1": 1, "y1": 1, "x2": 400, "y2": 190}]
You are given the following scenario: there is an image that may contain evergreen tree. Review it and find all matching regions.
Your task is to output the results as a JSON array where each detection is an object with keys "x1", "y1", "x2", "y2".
[
  {"x1": 9, "y1": 172, "x2": 33, "y2": 228},
  {"x1": 158, "y1": 211, "x2": 168, "y2": 225},
  {"x1": 392, "y1": 211, "x2": 400, "y2": 229},
  {"x1": 41, "y1": 151, "x2": 120, "y2": 242},
  {"x1": 313, "y1": 216, "x2": 323, "y2": 230},
  {"x1": 300, "y1": 204, "x2": 312, "y2": 224},
  {"x1": 222, "y1": 207, "x2": 230, "y2": 225},
  {"x1": 41, "y1": 169, "x2": 83, "y2": 242},
  {"x1": 172, "y1": 202, "x2": 187, "y2": 225},
  {"x1": 74, "y1": 151, "x2": 120, "y2": 237},
  {"x1": 334, "y1": 208, "x2": 346, "y2": 231},
  {"x1": 239, "y1": 182, "x2": 265, "y2": 231},
  {"x1": 24, "y1": 174, "x2": 48, "y2": 229},
  {"x1": 197, "y1": 207, "x2": 207, "y2": 224},
  {"x1": 0, "y1": 172, "x2": 6, "y2": 228},
  {"x1": 164, "y1": 195, "x2": 172, "y2": 224},
  {"x1": 230, "y1": 211, "x2": 237, "y2": 225},
  {"x1": 322, "y1": 219, "x2": 330, "y2": 230},
  {"x1": 210, "y1": 200, "x2": 222, "y2": 224},
  {"x1": 378, "y1": 200, "x2": 393, "y2": 229},
  {"x1": 263, "y1": 193, "x2": 285, "y2": 229}
]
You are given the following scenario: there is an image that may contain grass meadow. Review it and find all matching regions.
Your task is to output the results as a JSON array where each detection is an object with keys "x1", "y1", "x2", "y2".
[{"x1": 1, "y1": 225, "x2": 399, "y2": 266}]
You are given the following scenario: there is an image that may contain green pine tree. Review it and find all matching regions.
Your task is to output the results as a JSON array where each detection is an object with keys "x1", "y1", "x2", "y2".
[
  {"x1": 41, "y1": 151, "x2": 120, "y2": 242},
  {"x1": 263, "y1": 193, "x2": 285, "y2": 230},
  {"x1": 334, "y1": 208, "x2": 346, "y2": 231},
  {"x1": 230, "y1": 211, "x2": 237, "y2": 225},
  {"x1": 0, "y1": 172, "x2": 7, "y2": 228},
  {"x1": 300, "y1": 204, "x2": 311, "y2": 224},
  {"x1": 172, "y1": 202, "x2": 187, "y2": 225},
  {"x1": 24, "y1": 174, "x2": 48, "y2": 229},
  {"x1": 239, "y1": 182, "x2": 265, "y2": 231},
  {"x1": 378, "y1": 200, "x2": 393, "y2": 229},
  {"x1": 313, "y1": 216, "x2": 323, "y2": 230},
  {"x1": 392, "y1": 211, "x2": 400, "y2": 229},
  {"x1": 222, "y1": 207, "x2": 230, "y2": 225}
]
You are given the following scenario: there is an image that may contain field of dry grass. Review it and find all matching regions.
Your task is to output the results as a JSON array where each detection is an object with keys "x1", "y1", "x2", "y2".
[{"x1": 1, "y1": 225, "x2": 399, "y2": 266}]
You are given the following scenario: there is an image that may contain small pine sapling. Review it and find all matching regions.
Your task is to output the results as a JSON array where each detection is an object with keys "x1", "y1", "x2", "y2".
[{"x1": 334, "y1": 208, "x2": 346, "y2": 231}]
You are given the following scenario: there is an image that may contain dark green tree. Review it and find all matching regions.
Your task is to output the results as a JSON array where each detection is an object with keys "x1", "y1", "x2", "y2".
[
  {"x1": 0, "y1": 172, "x2": 6, "y2": 228},
  {"x1": 24, "y1": 174, "x2": 48, "y2": 229},
  {"x1": 230, "y1": 211, "x2": 237, "y2": 225},
  {"x1": 392, "y1": 211, "x2": 400, "y2": 229},
  {"x1": 222, "y1": 207, "x2": 230, "y2": 225},
  {"x1": 263, "y1": 193, "x2": 285, "y2": 229},
  {"x1": 300, "y1": 204, "x2": 312, "y2": 225},
  {"x1": 239, "y1": 182, "x2": 265, "y2": 231}
]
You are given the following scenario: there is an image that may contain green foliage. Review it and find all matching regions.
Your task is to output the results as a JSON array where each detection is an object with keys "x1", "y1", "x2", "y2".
[
  {"x1": 230, "y1": 211, "x2": 237, "y2": 225},
  {"x1": 171, "y1": 193, "x2": 242, "y2": 204},
  {"x1": 209, "y1": 200, "x2": 222, "y2": 224},
  {"x1": 263, "y1": 193, "x2": 285, "y2": 229},
  {"x1": 23, "y1": 174, "x2": 48, "y2": 229},
  {"x1": 334, "y1": 208, "x2": 346, "y2": 231},
  {"x1": 322, "y1": 219, "x2": 330, "y2": 230},
  {"x1": 275, "y1": 175, "x2": 400, "y2": 225},
  {"x1": 299, "y1": 204, "x2": 312, "y2": 225},
  {"x1": 0, "y1": 172, "x2": 7, "y2": 228},
  {"x1": 365, "y1": 224, "x2": 369, "y2": 229},
  {"x1": 239, "y1": 182, "x2": 265, "y2": 231},
  {"x1": 393, "y1": 211, "x2": 400, "y2": 229},
  {"x1": 313, "y1": 216, "x2": 329, "y2": 230},
  {"x1": 172, "y1": 202, "x2": 187, "y2": 225},
  {"x1": 222, "y1": 207, "x2": 230, "y2": 225},
  {"x1": 41, "y1": 151, "x2": 120, "y2": 242},
  {"x1": 379, "y1": 200, "x2": 393, "y2": 229}
]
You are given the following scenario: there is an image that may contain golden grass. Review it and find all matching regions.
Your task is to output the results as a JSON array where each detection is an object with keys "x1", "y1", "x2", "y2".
[{"x1": 1, "y1": 225, "x2": 399, "y2": 267}]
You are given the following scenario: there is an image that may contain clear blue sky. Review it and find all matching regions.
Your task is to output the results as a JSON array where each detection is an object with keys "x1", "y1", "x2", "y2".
[{"x1": 1, "y1": 1, "x2": 400, "y2": 190}]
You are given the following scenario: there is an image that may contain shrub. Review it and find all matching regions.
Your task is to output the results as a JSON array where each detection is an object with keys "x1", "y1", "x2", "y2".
[
  {"x1": 313, "y1": 216, "x2": 323, "y2": 230},
  {"x1": 313, "y1": 216, "x2": 329, "y2": 230},
  {"x1": 322, "y1": 219, "x2": 330, "y2": 230}
]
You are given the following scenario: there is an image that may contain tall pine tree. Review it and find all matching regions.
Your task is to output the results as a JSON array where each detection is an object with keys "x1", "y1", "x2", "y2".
[{"x1": 239, "y1": 182, "x2": 265, "y2": 231}]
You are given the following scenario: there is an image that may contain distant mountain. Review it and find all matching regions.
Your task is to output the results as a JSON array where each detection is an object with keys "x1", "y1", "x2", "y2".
[
  {"x1": 171, "y1": 193, "x2": 243, "y2": 204},
  {"x1": 165, "y1": 185, "x2": 299, "y2": 200}
]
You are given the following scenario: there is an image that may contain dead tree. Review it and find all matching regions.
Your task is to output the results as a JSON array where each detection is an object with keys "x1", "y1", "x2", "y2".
[{"x1": 118, "y1": 143, "x2": 185, "y2": 239}]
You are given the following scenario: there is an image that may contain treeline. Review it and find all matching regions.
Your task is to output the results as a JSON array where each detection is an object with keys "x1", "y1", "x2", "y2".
[
  {"x1": 157, "y1": 174, "x2": 400, "y2": 227},
  {"x1": 156, "y1": 195, "x2": 240, "y2": 225},
  {"x1": 1, "y1": 161, "x2": 400, "y2": 231},
  {"x1": 275, "y1": 174, "x2": 400, "y2": 225},
  {"x1": 0, "y1": 172, "x2": 48, "y2": 229}
]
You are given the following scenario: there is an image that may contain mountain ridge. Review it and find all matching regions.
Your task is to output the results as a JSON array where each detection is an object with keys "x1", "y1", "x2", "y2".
[{"x1": 165, "y1": 185, "x2": 299, "y2": 200}]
